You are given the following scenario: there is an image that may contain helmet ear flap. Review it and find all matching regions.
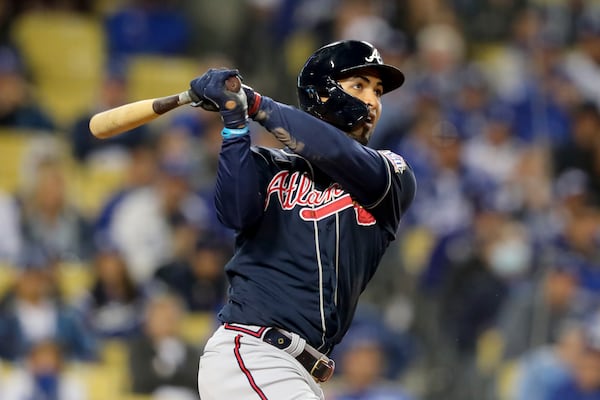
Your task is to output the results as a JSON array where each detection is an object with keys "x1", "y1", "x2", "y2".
[
  {"x1": 319, "y1": 85, "x2": 369, "y2": 130},
  {"x1": 298, "y1": 85, "x2": 325, "y2": 116},
  {"x1": 298, "y1": 78, "x2": 369, "y2": 131}
]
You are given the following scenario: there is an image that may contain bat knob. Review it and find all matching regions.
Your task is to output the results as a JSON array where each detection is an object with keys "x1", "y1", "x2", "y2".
[{"x1": 226, "y1": 76, "x2": 242, "y2": 92}]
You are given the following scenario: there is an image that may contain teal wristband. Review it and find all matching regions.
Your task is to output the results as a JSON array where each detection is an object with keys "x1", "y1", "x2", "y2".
[{"x1": 221, "y1": 126, "x2": 249, "y2": 139}]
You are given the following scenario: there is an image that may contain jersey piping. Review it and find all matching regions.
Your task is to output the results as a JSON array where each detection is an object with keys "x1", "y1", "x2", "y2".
[{"x1": 281, "y1": 149, "x2": 328, "y2": 351}]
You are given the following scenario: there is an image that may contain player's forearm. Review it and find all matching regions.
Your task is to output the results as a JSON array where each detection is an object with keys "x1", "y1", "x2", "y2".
[
  {"x1": 255, "y1": 96, "x2": 389, "y2": 205},
  {"x1": 215, "y1": 135, "x2": 263, "y2": 229}
]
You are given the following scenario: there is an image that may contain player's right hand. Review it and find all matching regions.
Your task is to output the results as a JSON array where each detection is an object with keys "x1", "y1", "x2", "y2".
[{"x1": 189, "y1": 68, "x2": 248, "y2": 128}]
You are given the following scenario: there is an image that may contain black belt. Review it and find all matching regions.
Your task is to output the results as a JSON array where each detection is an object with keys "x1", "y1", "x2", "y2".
[{"x1": 262, "y1": 328, "x2": 335, "y2": 382}]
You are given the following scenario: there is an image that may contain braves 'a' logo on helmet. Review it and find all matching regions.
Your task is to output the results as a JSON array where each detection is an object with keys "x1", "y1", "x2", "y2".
[{"x1": 364, "y1": 49, "x2": 383, "y2": 64}]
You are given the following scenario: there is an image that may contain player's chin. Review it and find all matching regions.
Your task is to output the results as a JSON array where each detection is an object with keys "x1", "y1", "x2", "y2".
[{"x1": 347, "y1": 122, "x2": 374, "y2": 145}]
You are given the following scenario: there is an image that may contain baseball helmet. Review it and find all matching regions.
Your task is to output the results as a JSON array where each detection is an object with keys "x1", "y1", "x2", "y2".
[{"x1": 297, "y1": 40, "x2": 405, "y2": 131}]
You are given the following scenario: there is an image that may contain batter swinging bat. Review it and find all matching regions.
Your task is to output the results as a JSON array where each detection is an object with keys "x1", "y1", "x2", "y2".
[{"x1": 89, "y1": 76, "x2": 241, "y2": 139}]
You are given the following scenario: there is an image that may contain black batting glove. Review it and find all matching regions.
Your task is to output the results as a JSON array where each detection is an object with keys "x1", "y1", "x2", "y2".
[{"x1": 189, "y1": 68, "x2": 248, "y2": 129}]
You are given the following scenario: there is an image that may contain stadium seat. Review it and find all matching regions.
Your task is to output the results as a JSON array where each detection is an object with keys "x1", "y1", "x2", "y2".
[
  {"x1": 0, "y1": 129, "x2": 38, "y2": 193},
  {"x1": 68, "y1": 362, "x2": 126, "y2": 400},
  {"x1": 179, "y1": 312, "x2": 215, "y2": 345},
  {"x1": 10, "y1": 11, "x2": 106, "y2": 128},
  {"x1": 69, "y1": 160, "x2": 126, "y2": 217},
  {"x1": 119, "y1": 395, "x2": 153, "y2": 400},
  {"x1": 495, "y1": 360, "x2": 521, "y2": 400},
  {"x1": 0, "y1": 263, "x2": 16, "y2": 299},
  {"x1": 125, "y1": 55, "x2": 203, "y2": 102},
  {"x1": 58, "y1": 262, "x2": 94, "y2": 302},
  {"x1": 399, "y1": 227, "x2": 435, "y2": 275},
  {"x1": 0, "y1": 130, "x2": 76, "y2": 196},
  {"x1": 100, "y1": 339, "x2": 128, "y2": 369},
  {"x1": 476, "y1": 328, "x2": 505, "y2": 374}
]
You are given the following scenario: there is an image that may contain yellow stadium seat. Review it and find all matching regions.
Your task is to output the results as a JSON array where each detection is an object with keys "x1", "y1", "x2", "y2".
[
  {"x1": 0, "y1": 129, "x2": 37, "y2": 193},
  {"x1": 180, "y1": 312, "x2": 215, "y2": 344},
  {"x1": 0, "y1": 130, "x2": 75, "y2": 193},
  {"x1": 68, "y1": 362, "x2": 127, "y2": 400},
  {"x1": 69, "y1": 161, "x2": 126, "y2": 216},
  {"x1": 119, "y1": 395, "x2": 153, "y2": 400},
  {"x1": 100, "y1": 339, "x2": 128, "y2": 369},
  {"x1": 10, "y1": 11, "x2": 105, "y2": 128},
  {"x1": 58, "y1": 262, "x2": 94, "y2": 302},
  {"x1": 118, "y1": 393, "x2": 153, "y2": 400},
  {"x1": 399, "y1": 227, "x2": 435, "y2": 276},
  {"x1": 476, "y1": 328, "x2": 505, "y2": 375},
  {"x1": 0, "y1": 358, "x2": 14, "y2": 380},
  {"x1": 284, "y1": 31, "x2": 318, "y2": 79},
  {"x1": 126, "y1": 55, "x2": 203, "y2": 101},
  {"x1": 0, "y1": 263, "x2": 16, "y2": 298},
  {"x1": 495, "y1": 360, "x2": 521, "y2": 400}
]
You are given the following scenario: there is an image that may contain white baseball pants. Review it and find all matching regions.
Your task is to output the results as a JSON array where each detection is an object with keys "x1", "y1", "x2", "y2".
[{"x1": 197, "y1": 324, "x2": 325, "y2": 400}]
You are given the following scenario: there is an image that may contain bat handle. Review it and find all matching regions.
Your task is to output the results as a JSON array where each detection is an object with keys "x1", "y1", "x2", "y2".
[{"x1": 152, "y1": 91, "x2": 195, "y2": 115}]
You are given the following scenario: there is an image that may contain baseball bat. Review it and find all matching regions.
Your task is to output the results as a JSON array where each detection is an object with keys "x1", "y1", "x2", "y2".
[{"x1": 89, "y1": 76, "x2": 241, "y2": 139}]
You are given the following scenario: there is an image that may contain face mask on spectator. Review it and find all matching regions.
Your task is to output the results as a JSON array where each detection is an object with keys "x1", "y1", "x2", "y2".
[{"x1": 489, "y1": 239, "x2": 531, "y2": 279}]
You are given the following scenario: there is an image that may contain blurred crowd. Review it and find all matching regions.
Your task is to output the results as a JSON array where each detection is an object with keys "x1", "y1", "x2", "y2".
[{"x1": 1, "y1": 0, "x2": 600, "y2": 400}]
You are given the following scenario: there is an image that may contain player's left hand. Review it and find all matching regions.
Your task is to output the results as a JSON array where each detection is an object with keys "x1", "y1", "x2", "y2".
[{"x1": 190, "y1": 68, "x2": 248, "y2": 128}]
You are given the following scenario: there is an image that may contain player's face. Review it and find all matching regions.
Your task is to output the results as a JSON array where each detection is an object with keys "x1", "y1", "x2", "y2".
[{"x1": 337, "y1": 74, "x2": 383, "y2": 145}]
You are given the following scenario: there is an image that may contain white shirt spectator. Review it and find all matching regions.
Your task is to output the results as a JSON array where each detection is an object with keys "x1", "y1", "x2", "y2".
[
  {"x1": 1, "y1": 369, "x2": 87, "y2": 400},
  {"x1": 0, "y1": 193, "x2": 22, "y2": 263}
]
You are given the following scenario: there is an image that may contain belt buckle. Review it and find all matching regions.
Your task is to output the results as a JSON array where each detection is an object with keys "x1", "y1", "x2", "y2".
[{"x1": 310, "y1": 356, "x2": 335, "y2": 382}]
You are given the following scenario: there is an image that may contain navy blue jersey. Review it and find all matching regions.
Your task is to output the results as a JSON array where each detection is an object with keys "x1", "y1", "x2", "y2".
[{"x1": 215, "y1": 97, "x2": 416, "y2": 354}]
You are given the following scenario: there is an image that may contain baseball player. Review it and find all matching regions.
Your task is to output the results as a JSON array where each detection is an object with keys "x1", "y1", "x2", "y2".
[{"x1": 189, "y1": 40, "x2": 416, "y2": 399}]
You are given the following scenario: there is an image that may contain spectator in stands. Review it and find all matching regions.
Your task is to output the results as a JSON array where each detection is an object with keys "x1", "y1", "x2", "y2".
[
  {"x1": 478, "y1": 8, "x2": 575, "y2": 145},
  {"x1": 442, "y1": 217, "x2": 530, "y2": 354},
  {"x1": 497, "y1": 259, "x2": 582, "y2": 361},
  {"x1": 0, "y1": 45, "x2": 54, "y2": 131},
  {"x1": 127, "y1": 293, "x2": 201, "y2": 399},
  {"x1": 513, "y1": 320, "x2": 585, "y2": 400},
  {"x1": 327, "y1": 312, "x2": 415, "y2": 400},
  {"x1": 93, "y1": 140, "x2": 159, "y2": 247},
  {"x1": 563, "y1": 10, "x2": 600, "y2": 110},
  {"x1": 0, "y1": 191, "x2": 22, "y2": 263},
  {"x1": 547, "y1": 315, "x2": 600, "y2": 400},
  {"x1": 424, "y1": 215, "x2": 530, "y2": 399},
  {"x1": 70, "y1": 63, "x2": 150, "y2": 163},
  {"x1": 0, "y1": 253, "x2": 97, "y2": 362},
  {"x1": 153, "y1": 236, "x2": 230, "y2": 312},
  {"x1": 399, "y1": 107, "x2": 497, "y2": 236},
  {"x1": 75, "y1": 245, "x2": 146, "y2": 339},
  {"x1": 552, "y1": 101, "x2": 600, "y2": 206},
  {"x1": 1, "y1": 339, "x2": 87, "y2": 400},
  {"x1": 444, "y1": 63, "x2": 493, "y2": 142},
  {"x1": 107, "y1": 156, "x2": 210, "y2": 285},
  {"x1": 18, "y1": 154, "x2": 94, "y2": 263},
  {"x1": 462, "y1": 102, "x2": 523, "y2": 180},
  {"x1": 550, "y1": 205, "x2": 600, "y2": 294},
  {"x1": 104, "y1": 0, "x2": 192, "y2": 63},
  {"x1": 409, "y1": 23, "x2": 466, "y2": 107}
]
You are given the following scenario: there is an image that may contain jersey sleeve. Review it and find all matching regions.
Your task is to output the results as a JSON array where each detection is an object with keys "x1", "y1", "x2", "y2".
[
  {"x1": 214, "y1": 134, "x2": 266, "y2": 230},
  {"x1": 256, "y1": 96, "x2": 410, "y2": 208},
  {"x1": 371, "y1": 149, "x2": 417, "y2": 237}
]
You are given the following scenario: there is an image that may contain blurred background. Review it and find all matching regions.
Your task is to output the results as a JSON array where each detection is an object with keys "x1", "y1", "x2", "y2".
[{"x1": 1, "y1": 0, "x2": 600, "y2": 399}]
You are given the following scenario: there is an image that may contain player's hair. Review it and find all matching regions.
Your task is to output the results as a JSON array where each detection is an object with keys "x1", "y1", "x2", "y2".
[{"x1": 297, "y1": 40, "x2": 405, "y2": 132}]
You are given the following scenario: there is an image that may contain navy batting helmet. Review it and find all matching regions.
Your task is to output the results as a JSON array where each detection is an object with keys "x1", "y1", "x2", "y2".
[{"x1": 297, "y1": 40, "x2": 405, "y2": 131}]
